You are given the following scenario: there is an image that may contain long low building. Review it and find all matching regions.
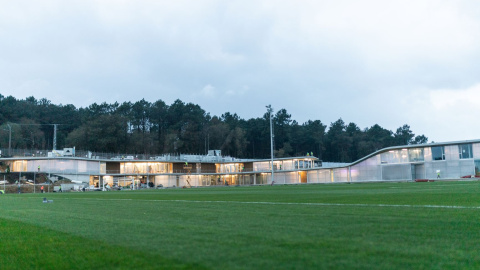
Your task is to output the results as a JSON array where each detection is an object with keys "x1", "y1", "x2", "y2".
[{"x1": 1, "y1": 139, "x2": 479, "y2": 188}]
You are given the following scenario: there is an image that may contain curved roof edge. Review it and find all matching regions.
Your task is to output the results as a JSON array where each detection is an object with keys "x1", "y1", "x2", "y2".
[{"x1": 344, "y1": 139, "x2": 480, "y2": 168}]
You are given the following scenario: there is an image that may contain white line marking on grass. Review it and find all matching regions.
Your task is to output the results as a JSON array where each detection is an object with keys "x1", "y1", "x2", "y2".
[{"x1": 54, "y1": 198, "x2": 480, "y2": 210}]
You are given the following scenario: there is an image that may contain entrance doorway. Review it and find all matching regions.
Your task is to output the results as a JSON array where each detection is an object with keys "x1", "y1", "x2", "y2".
[
  {"x1": 411, "y1": 164, "x2": 425, "y2": 180},
  {"x1": 299, "y1": 171, "x2": 307, "y2": 183}
]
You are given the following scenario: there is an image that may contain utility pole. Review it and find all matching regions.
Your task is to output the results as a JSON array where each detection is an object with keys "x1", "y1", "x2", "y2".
[
  {"x1": 266, "y1": 105, "x2": 274, "y2": 184},
  {"x1": 3, "y1": 123, "x2": 61, "y2": 152},
  {"x1": 7, "y1": 123, "x2": 11, "y2": 156}
]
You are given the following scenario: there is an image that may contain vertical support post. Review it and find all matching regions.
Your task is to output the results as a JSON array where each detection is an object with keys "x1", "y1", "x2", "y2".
[
  {"x1": 48, "y1": 159, "x2": 51, "y2": 193},
  {"x1": 19, "y1": 164, "x2": 22, "y2": 194}
]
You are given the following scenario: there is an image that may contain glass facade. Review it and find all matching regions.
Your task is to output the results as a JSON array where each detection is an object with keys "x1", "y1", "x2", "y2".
[
  {"x1": 459, "y1": 144, "x2": 473, "y2": 159},
  {"x1": 307, "y1": 170, "x2": 331, "y2": 183},
  {"x1": 333, "y1": 168, "x2": 349, "y2": 182},
  {"x1": 283, "y1": 172, "x2": 300, "y2": 184},
  {"x1": 445, "y1": 145, "x2": 459, "y2": 160},
  {"x1": 217, "y1": 163, "x2": 245, "y2": 173},
  {"x1": 382, "y1": 164, "x2": 411, "y2": 180},
  {"x1": 408, "y1": 148, "x2": 424, "y2": 162},
  {"x1": 254, "y1": 162, "x2": 271, "y2": 171},
  {"x1": 351, "y1": 156, "x2": 381, "y2": 181},
  {"x1": 26, "y1": 159, "x2": 100, "y2": 174},
  {"x1": 380, "y1": 149, "x2": 409, "y2": 164},
  {"x1": 431, "y1": 146, "x2": 445, "y2": 161},
  {"x1": 474, "y1": 143, "x2": 480, "y2": 159},
  {"x1": 5, "y1": 141, "x2": 480, "y2": 187},
  {"x1": 425, "y1": 159, "x2": 474, "y2": 178},
  {"x1": 120, "y1": 162, "x2": 170, "y2": 174}
]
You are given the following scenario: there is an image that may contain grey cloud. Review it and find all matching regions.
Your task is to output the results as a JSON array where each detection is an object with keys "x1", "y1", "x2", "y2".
[{"x1": 1, "y1": 1, "x2": 480, "y2": 142}]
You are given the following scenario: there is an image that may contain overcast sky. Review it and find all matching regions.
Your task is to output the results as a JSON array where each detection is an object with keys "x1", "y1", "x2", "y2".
[{"x1": 1, "y1": 0, "x2": 480, "y2": 143}]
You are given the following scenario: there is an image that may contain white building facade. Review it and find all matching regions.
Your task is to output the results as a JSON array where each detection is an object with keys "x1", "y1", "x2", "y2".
[{"x1": 2, "y1": 140, "x2": 479, "y2": 188}]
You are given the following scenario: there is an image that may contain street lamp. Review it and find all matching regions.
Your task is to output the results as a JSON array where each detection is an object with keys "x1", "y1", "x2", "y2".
[{"x1": 266, "y1": 105, "x2": 274, "y2": 184}]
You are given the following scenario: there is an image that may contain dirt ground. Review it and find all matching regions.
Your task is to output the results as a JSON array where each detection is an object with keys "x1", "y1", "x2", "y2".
[{"x1": 1, "y1": 184, "x2": 56, "y2": 194}]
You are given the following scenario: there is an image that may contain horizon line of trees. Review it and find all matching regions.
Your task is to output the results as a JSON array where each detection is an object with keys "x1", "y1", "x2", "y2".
[{"x1": 0, "y1": 94, "x2": 428, "y2": 162}]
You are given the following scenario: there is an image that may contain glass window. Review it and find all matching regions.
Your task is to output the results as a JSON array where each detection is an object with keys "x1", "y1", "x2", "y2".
[
  {"x1": 431, "y1": 146, "x2": 445, "y2": 161},
  {"x1": 459, "y1": 144, "x2": 473, "y2": 159},
  {"x1": 408, "y1": 148, "x2": 424, "y2": 162},
  {"x1": 380, "y1": 149, "x2": 408, "y2": 164},
  {"x1": 100, "y1": 163, "x2": 106, "y2": 174}
]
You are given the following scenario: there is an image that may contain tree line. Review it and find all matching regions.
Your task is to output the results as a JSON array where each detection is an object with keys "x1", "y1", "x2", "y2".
[{"x1": 0, "y1": 94, "x2": 428, "y2": 162}]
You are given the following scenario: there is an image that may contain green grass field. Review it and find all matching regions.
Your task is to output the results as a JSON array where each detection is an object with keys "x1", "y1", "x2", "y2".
[{"x1": 1, "y1": 181, "x2": 480, "y2": 269}]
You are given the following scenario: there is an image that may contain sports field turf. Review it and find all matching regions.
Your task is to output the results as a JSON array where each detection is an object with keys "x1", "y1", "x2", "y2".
[{"x1": 1, "y1": 181, "x2": 480, "y2": 269}]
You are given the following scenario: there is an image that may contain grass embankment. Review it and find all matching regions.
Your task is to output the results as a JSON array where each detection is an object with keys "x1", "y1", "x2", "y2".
[{"x1": 1, "y1": 182, "x2": 480, "y2": 269}]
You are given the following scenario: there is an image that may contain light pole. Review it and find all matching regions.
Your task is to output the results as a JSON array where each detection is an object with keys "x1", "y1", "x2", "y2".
[
  {"x1": 266, "y1": 105, "x2": 274, "y2": 184},
  {"x1": 7, "y1": 123, "x2": 11, "y2": 156},
  {"x1": 53, "y1": 124, "x2": 57, "y2": 150}
]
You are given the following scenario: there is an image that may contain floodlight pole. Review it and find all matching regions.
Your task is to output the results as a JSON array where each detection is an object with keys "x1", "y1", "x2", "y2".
[
  {"x1": 266, "y1": 105, "x2": 274, "y2": 184},
  {"x1": 53, "y1": 124, "x2": 58, "y2": 150},
  {"x1": 7, "y1": 123, "x2": 11, "y2": 156}
]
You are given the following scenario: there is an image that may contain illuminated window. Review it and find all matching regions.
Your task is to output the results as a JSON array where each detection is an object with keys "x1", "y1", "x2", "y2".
[{"x1": 408, "y1": 148, "x2": 424, "y2": 162}]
